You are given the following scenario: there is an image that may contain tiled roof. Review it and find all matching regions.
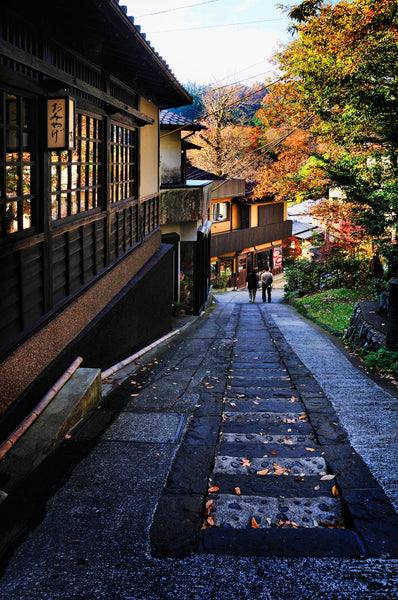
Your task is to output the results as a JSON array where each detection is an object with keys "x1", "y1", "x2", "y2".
[
  {"x1": 186, "y1": 163, "x2": 226, "y2": 181},
  {"x1": 160, "y1": 110, "x2": 204, "y2": 130}
]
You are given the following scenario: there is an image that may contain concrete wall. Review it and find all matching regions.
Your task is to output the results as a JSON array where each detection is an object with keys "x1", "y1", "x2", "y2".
[
  {"x1": 161, "y1": 220, "x2": 200, "y2": 242},
  {"x1": 160, "y1": 131, "x2": 182, "y2": 184},
  {"x1": 140, "y1": 98, "x2": 159, "y2": 198}
]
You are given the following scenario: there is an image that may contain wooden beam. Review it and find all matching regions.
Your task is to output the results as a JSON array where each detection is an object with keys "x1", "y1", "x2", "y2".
[{"x1": 0, "y1": 40, "x2": 154, "y2": 126}]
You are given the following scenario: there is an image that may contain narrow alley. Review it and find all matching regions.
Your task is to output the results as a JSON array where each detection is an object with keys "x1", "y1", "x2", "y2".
[{"x1": 1, "y1": 291, "x2": 398, "y2": 599}]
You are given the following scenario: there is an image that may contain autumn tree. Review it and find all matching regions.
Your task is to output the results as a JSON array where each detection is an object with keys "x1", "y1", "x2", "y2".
[
  {"x1": 187, "y1": 83, "x2": 267, "y2": 179},
  {"x1": 255, "y1": 0, "x2": 398, "y2": 267}
]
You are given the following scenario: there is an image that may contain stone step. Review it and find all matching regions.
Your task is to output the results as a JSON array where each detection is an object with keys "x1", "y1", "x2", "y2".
[
  {"x1": 218, "y1": 441, "x2": 319, "y2": 458},
  {"x1": 221, "y1": 421, "x2": 312, "y2": 435},
  {"x1": 213, "y1": 455, "x2": 327, "y2": 477},
  {"x1": 219, "y1": 432, "x2": 315, "y2": 445},
  {"x1": 222, "y1": 399, "x2": 304, "y2": 413},
  {"x1": 222, "y1": 411, "x2": 309, "y2": 423},
  {"x1": 210, "y1": 473, "x2": 335, "y2": 497},
  {"x1": 206, "y1": 493, "x2": 344, "y2": 529}
]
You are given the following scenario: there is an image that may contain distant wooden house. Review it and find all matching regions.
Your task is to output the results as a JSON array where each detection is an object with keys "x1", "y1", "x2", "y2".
[
  {"x1": 186, "y1": 165, "x2": 292, "y2": 287},
  {"x1": 0, "y1": 1, "x2": 192, "y2": 436}
]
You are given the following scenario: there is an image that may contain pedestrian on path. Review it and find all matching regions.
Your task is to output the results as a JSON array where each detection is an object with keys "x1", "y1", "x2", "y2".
[
  {"x1": 245, "y1": 267, "x2": 259, "y2": 302},
  {"x1": 261, "y1": 265, "x2": 273, "y2": 303}
]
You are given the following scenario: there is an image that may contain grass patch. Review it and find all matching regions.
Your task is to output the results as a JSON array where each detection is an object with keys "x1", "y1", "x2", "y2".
[{"x1": 290, "y1": 288, "x2": 372, "y2": 336}]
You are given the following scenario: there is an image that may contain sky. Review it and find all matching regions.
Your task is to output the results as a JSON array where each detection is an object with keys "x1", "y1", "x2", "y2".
[{"x1": 123, "y1": 0, "x2": 294, "y2": 87}]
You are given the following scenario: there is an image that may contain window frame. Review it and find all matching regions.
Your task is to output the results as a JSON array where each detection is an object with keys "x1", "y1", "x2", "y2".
[{"x1": 0, "y1": 88, "x2": 38, "y2": 238}]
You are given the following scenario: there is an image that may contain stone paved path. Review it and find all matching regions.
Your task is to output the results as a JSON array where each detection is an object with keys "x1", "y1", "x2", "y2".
[
  {"x1": 205, "y1": 304, "x2": 343, "y2": 531},
  {"x1": 1, "y1": 291, "x2": 398, "y2": 599},
  {"x1": 151, "y1": 302, "x2": 398, "y2": 558}
]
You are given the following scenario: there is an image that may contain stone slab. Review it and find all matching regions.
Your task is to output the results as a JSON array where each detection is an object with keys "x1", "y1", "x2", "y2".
[
  {"x1": 101, "y1": 412, "x2": 185, "y2": 443},
  {"x1": 0, "y1": 368, "x2": 101, "y2": 492},
  {"x1": 207, "y1": 493, "x2": 343, "y2": 529},
  {"x1": 211, "y1": 473, "x2": 335, "y2": 497},
  {"x1": 201, "y1": 527, "x2": 365, "y2": 557},
  {"x1": 213, "y1": 455, "x2": 327, "y2": 476}
]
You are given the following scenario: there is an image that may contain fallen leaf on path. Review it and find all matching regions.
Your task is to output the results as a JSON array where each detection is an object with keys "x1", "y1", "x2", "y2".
[
  {"x1": 314, "y1": 485, "x2": 320, "y2": 490},
  {"x1": 332, "y1": 484, "x2": 339, "y2": 496},
  {"x1": 290, "y1": 396, "x2": 296, "y2": 402},
  {"x1": 320, "y1": 474, "x2": 335, "y2": 481},
  {"x1": 205, "y1": 500, "x2": 213, "y2": 515},
  {"x1": 241, "y1": 459, "x2": 251, "y2": 467},
  {"x1": 235, "y1": 487, "x2": 241, "y2": 495},
  {"x1": 207, "y1": 517, "x2": 215, "y2": 526},
  {"x1": 208, "y1": 486, "x2": 219, "y2": 493},
  {"x1": 270, "y1": 450, "x2": 277, "y2": 455},
  {"x1": 305, "y1": 447, "x2": 315, "y2": 452},
  {"x1": 250, "y1": 517, "x2": 260, "y2": 529},
  {"x1": 299, "y1": 414, "x2": 308, "y2": 420},
  {"x1": 284, "y1": 437, "x2": 293, "y2": 445},
  {"x1": 273, "y1": 463, "x2": 287, "y2": 475},
  {"x1": 257, "y1": 469, "x2": 269, "y2": 475}
]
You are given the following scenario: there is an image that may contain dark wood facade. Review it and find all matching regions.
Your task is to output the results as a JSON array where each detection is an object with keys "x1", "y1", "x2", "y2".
[
  {"x1": 0, "y1": 1, "x2": 191, "y2": 429},
  {"x1": 211, "y1": 219, "x2": 292, "y2": 257}
]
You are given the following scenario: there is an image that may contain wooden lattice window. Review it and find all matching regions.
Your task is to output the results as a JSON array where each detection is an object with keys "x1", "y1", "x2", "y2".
[
  {"x1": 110, "y1": 123, "x2": 137, "y2": 203},
  {"x1": 51, "y1": 112, "x2": 102, "y2": 220},
  {"x1": 0, "y1": 91, "x2": 36, "y2": 236}
]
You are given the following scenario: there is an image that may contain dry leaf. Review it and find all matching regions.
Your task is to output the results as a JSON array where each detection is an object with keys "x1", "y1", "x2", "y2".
[
  {"x1": 235, "y1": 487, "x2": 241, "y2": 495},
  {"x1": 299, "y1": 414, "x2": 308, "y2": 420},
  {"x1": 320, "y1": 474, "x2": 335, "y2": 481},
  {"x1": 314, "y1": 484, "x2": 320, "y2": 490},
  {"x1": 305, "y1": 447, "x2": 315, "y2": 452},
  {"x1": 273, "y1": 463, "x2": 287, "y2": 475},
  {"x1": 284, "y1": 437, "x2": 293, "y2": 445},
  {"x1": 270, "y1": 450, "x2": 277, "y2": 455},
  {"x1": 205, "y1": 499, "x2": 213, "y2": 515},
  {"x1": 290, "y1": 396, "x2": 296, "y2": 402},
  {"x1": 208, "y1": 486, "x2": 219, "y2": 493},
  {"x1": 241, "y1": 459, "x2": 251, "y2": 467},
  {"x1": 250, "y1": 517, "x2": 260, "y2": 529},
  {"x1": 257, "y1": 468, "x2": 269, "y2": 475},
  {"x1": 207, "y1": 517, "x2": 215, "y2": 526},
  {"x1": 207, "y1": 385, "x2": 215, "y2": 389},
  {"x1": 253, "y1": 401, "x2": 260, "y2": 405},
  {"x1": 332, "y1": 484, "x2": 339, "y2": 496}
]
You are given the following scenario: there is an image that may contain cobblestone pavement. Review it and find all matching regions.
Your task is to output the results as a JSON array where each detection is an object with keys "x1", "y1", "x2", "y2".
[{"x1": 1, "y1": 290, "x2": 398, "y2": 599}]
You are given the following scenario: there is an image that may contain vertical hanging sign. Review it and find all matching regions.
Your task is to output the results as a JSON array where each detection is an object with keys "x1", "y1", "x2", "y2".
[{"x1": 47, "y1": 97, "x2": 75, "y2": 149}]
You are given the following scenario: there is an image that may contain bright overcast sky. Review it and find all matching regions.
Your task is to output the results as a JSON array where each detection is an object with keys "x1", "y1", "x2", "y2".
[{"x1": 123, "y1": 0, "x2": 293, "y2": 86}]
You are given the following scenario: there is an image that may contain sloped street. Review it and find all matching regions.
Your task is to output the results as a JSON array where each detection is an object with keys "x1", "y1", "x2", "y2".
[{"x1": 1, "y1": 290, "x2": 398, "y2": 599}]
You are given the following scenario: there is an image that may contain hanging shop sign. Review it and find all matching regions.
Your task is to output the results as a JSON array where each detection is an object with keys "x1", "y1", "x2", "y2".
[
  {"x1": 47, "y1": 97, "x2": 75, "y2": 149},
  {"x1": 273, "y1": 245, "x2": 282, "y2": 267}
]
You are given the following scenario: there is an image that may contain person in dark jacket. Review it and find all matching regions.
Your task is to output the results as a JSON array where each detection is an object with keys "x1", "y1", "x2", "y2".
[{"x1": 245, "y1": 267, "x2": 259, "y2": 303}]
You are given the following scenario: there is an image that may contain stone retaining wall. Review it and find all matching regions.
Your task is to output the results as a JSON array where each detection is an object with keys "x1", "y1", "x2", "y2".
[{"x1": 343, "y1": 302, "x2": 386, "y2": 351}]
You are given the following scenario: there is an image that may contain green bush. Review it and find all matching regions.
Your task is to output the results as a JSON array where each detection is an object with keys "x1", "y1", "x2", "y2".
[
  {"x1": 284, "y1": 256, "x2": 374, "y2": 298},
  {"x1": 362, "y1": 348, "x2": 398, "y2": 374}
]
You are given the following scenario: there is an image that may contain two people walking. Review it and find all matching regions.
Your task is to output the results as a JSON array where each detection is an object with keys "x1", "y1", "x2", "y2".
[{"x1": 245, "y1": 266, "x2": 273, "y2": 303}]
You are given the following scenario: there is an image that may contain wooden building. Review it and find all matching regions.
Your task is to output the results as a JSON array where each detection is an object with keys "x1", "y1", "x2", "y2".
[
  {"x1": 186, "y1": 165, "x2": 292, "y2": 287},
  {"x1": 0, "y1": 1, "x2": 192, "y2": 436}
]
